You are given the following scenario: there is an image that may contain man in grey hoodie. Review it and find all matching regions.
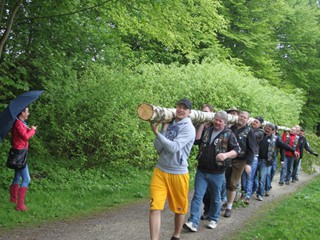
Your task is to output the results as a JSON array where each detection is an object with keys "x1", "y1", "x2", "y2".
[{"x1": 149, "y1": 98, "x2": 196, "y2": 240}]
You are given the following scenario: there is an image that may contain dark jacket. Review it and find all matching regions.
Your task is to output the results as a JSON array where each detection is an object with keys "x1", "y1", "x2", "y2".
[
  {"x1": 195, "y1": 127, "x2": 240, "y2": 174},
  {"x1": 298, "y1": 135, "x2": 316, "y2": 158},
  {"x1": 259, "y1": 134, "x2": 295, "y2": 166},
  {"x1": 231, "y1": 124, "x2": 256, "y2": 165},
  {"x1": 253, "y1": 127, "x2": 264, "y2": 156}
]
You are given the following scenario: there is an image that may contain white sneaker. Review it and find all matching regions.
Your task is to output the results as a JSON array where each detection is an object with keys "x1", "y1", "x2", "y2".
[
  {"x1": 207, "y1": 220, "x2": 217, "y2": 229},
  {"x1": 183, "y1": 221, "x2": 197, "y2": 232}
]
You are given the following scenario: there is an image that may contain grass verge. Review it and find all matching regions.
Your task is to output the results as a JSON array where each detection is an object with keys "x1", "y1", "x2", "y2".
[
  {"x1": 0, "y1": 165, "x2": 152, "y2": 230},
  {"x1": 231, "y1": 174, "x2": 320, "y2": 239}
]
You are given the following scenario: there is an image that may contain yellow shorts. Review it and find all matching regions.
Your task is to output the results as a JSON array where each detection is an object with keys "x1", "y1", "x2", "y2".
[{"x1": 149, "y1": 167, "x2": 189, "y2": 214}]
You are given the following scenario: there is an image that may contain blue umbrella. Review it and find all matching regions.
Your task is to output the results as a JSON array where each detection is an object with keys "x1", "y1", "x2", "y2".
[{"x1": 0, "y1": 90, "x2": 44, "y2": 142}]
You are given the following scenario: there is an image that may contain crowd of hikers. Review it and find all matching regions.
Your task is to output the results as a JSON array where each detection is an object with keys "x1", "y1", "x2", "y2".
[{"x1": 148, "y1": 98, "x2": 318, "y2": 240}]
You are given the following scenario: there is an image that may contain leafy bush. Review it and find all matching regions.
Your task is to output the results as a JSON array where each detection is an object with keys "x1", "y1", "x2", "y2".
[{"x1": 30, "y1": 59, "x2": 306, "y2": 171}]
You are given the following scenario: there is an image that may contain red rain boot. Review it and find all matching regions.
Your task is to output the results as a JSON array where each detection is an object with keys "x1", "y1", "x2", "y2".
[
  {"x1": 10, "y1": 184, "x2": 19, "y2": 203},
  {"x1": 16, "y1": 187, "x2": 28, "y2": 211}
]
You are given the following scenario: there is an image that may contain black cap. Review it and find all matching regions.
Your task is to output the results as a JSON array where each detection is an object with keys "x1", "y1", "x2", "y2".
[
  {"x1": 176, "y1": 98, "x2": 192, "y2": 109},
  {"x1": 226, "y1": 106, "x2": 240, "y2": 114},
  {"x1": 266, "y1": 123, "x2": 275, "y2": 130},
  {"x1": 255, "y1": 116, "x2": 264, "y2": 124}
]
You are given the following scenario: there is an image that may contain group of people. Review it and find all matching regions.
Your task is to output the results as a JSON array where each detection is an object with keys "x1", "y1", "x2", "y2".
[{"x1": 148, "y1": 98, "x2": 318, "y2": 240}]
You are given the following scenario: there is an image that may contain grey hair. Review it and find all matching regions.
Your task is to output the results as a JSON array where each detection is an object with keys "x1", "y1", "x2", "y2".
[{"x1": 214, "y1": 110, "x2": 228, "y2": 124}]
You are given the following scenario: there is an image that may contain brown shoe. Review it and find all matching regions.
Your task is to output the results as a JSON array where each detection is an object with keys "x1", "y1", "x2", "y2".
[{"x1": 224, "y1": 209, "x2": 232, "y2": 218}]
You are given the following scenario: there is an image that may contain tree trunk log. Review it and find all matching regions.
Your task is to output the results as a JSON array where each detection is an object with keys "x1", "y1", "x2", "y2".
[{"x1": 137, "y1": 103, "x2": 290, "y2": 131}]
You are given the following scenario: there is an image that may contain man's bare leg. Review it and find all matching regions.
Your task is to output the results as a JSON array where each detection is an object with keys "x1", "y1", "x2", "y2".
[
  {"x1": 150, "y1": 210, "x2": 161, "y2": 240},
  {"x1": 172, "y1": 213, "x2": 184, "y2": 238}
]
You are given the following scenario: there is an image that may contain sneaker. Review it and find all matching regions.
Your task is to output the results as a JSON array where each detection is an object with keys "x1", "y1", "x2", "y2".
[
  {"x1": 183, "y1": 221, "x2": 197, "y2": 232},
  {"x1": 207, "y1": 220, "x2": 217, "y2": 229},
  {"x1": 257, "y1": 195, "x2": 263, "y2": 201},
  {"x1": 279, "y1": 181, "x2": 284, "y2": 186},
  {"x1": 292, "y1": 179, "x2": 296, "y2": 183},
  {"x1": 245, "y1": 198, "x2": 250, "y2": 205},
  {"x1": 201, "y1": 213, "x2": 209, "y2": 220},
  {"x1": 265, "y1": 191, "x2": 270, "y2": 197},
  {"x1": 285, "y1": 181, "x2": 290, "y2": 185},
  {"x1": 224, "y1": 209, "x2": 232, "y2": 218},
  {"x1": 295, "y1": 177, "x2": 299, "y2": 181}
]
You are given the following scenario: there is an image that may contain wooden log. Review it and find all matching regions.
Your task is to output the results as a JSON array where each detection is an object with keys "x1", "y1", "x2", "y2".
[
  {"x1": 137, "y1": 103, "x2": 238, "y2": 124},
  {"x1": 137, "y1": 103, "x2": 291, "y2": 131}
]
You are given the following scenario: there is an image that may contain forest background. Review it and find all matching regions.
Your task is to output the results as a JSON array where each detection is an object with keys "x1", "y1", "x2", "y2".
[{"x1": 0, "y1": 0, "x2": 320, "y2": 229}]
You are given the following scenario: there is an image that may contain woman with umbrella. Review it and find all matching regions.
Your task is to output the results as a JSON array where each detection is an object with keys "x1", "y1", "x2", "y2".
[{"x1": 10, "y1": 107, "x2": 37, "y2": 211}]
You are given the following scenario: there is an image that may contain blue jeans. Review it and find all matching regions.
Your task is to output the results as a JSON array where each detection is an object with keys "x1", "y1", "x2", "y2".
[
  {"x1": 221, "y1": 177, "x2": 226, "y2": 202},
  {"x1": 203, "y1": 176, "x2": 226, "y2": 214},
  {"x1": 292, "y1": 158, "x2": 301, "y2": 180},
  {"x1": 279, "y1": 156, "x2": 289, "y2": 183},
  {"x1": 12, "y1": 164, "x2": 30, "y2": 187},
  {"x1": 257, "y1": 160, "x2": 268, "y2": 197},
  {"x1": 285, "y1": 156, "x2": 295, "y2": 182},
  {"x1": 265, "y1": 165, "x2": 272, "y2": 192},
  {"x1": 241, "y1": 157, "x2": 258, "y2": 198},
  {"x1": 188, "y1": 170, "x2": 225, "y2": 227},
  {"x1": 269, "y1": 157, "x2": 277, "y2": 187}
]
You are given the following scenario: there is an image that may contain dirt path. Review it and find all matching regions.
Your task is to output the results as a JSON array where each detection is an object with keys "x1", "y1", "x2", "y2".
[{"x1": 0, "y1": 171, "x2": 318, "y2": 240}]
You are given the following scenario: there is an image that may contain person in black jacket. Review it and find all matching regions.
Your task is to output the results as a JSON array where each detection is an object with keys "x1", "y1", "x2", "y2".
[
  {"x1": 183, "y1": 110, "x2": 240, "y2": 232},
  {"x1": 256, "y1": 123, "x2": 299, "y2": 201},
  {"x1": 292, "y1": 128, "x2": 318, "y2": 182},
  {"x1": 224, "y1": 111, "x2": 257, "y2": 218}
]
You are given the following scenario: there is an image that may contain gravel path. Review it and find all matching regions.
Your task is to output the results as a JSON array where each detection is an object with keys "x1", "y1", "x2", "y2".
[{"x1": 0, "y1": 171, "x2": 318, "y2": 240}]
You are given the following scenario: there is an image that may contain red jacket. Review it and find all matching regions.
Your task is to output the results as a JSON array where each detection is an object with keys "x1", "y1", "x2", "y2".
[
  {"x1": 12, "y1": 119, "x2": 36, "y2": 150},
  {"x1": 282, "y1": 132, "x2": 300, "y2": 157}
]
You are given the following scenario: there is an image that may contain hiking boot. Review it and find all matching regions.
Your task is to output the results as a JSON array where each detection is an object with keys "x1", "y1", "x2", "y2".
[
  {"x1": 279, "y1": 181, "x2": 284, "y2": 186},
  {"x1": 257, "y1": 195, "x2": 263, "y2": 201},
  {"x1": 207, "y1": 220, "x2": 217, "y2": 229},
  {"x1": 183, "y1": 221, "x2": 197, "y2": 232},
  {"x1": 245, "y1": 198, "x2": 250, "y2": 205},
  {"x1": 201, "y1": 213, "x2": 209, "y2": 220},
  {"x1": 224, "y1": 209, "x2": 232, "y2": 218}
]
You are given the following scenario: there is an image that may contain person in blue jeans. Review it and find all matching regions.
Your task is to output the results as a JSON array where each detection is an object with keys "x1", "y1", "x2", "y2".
[
  {"x1": 195, "y1": 104, "x2": 214, "y2": 220},
  {"x1": 183, "y1": 111, "x2": 240, "y2": 232},
  {"x1": 279, "y1": 127, "x2": 300, "y2": 185},
  {"x1": 291, "y1": 128, "x2": 318, "y2": 182},
  {"x1": 10, "y1": 108, "x2": 37, "y2": 211},
  {"x1": 257, "y1": 123, "x2": 298, "y2": 201},
  {"x1": 266, "y1": 126, "x2": 281, "y2": 193},
  {"x1": 241, "y1": 116, "x2": 264, "y2": 204}
]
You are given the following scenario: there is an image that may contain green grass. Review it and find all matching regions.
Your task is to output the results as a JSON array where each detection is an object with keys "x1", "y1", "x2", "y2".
[
  {"x1": 0, "y1": 165, "x2": 152, "y2": 230},
  {"x1": 1, "y1": 156, "x2": 319, "y2": 240},
  {"x1": 231, "y1": 174, "x2": 320, "y2": 240}
]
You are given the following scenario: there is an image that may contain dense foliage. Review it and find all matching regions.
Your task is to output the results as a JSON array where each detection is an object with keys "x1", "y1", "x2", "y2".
[{"x1": 0, "y1": 0, "x2": 319, "y2": 170}]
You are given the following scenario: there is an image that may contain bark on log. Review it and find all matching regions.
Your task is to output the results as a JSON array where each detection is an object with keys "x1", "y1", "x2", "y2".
[
  {"x1": 137, "y1": 103, "x2": 290, "y2": 131},
  {"x1": 137, "y1": 103, "x2": 237, "y2": 124}
]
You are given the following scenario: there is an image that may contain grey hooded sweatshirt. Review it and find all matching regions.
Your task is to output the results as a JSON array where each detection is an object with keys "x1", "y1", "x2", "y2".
[{"x1": 154, "y1": 117, "x2": 195, "y2": 174}]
